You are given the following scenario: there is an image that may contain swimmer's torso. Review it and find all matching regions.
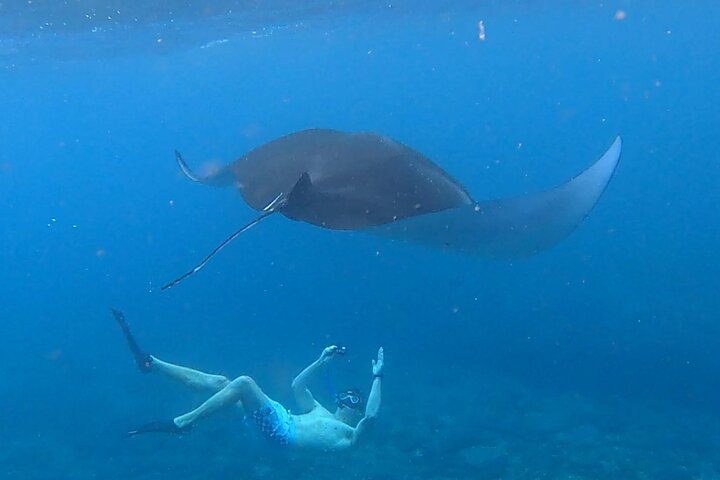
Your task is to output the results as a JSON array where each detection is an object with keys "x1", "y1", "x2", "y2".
[{"x1": 291, "y1": 408, "x2": 354, "y2": 451}]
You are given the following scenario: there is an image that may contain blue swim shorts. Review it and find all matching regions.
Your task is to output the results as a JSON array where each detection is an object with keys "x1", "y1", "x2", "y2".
[{"x1": 248, "y1": 399, "x2": 296, "y2": 447}]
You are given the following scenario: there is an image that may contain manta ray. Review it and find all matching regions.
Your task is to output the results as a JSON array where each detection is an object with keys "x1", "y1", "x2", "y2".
[{"x1": 162, "y1": 129, "x2": 621, "y2": 289}]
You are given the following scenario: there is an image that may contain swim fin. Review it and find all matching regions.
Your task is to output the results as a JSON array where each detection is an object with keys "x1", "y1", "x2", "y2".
[
  {"x1": 111, "y1": 308, "x2": 153, "y2": 373},
  {"x1": 125, "y1": 419, "x2": 191, "y2": 437}
]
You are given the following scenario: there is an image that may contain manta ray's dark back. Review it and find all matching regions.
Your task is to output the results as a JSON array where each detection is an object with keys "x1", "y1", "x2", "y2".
[
  {"x1": 165, "y1": 128, "x2": 621, "y2": 289},
  {"x1": 178, "y1": 129, "x2": 474, "y2": 229}
]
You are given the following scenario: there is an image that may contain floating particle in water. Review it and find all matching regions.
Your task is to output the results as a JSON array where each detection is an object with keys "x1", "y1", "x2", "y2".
[
  {"x1": 477, "y1": 21, "x2": 486, "y2": 41},
  {"x1": 95, "y1": 249, "x2": 105, "y2": 257},
  {"x1": 45, "y1": 349, "x2": 63, "y2": 361},
  {"x1": 200, "y1": 38, "x2": 228, "y2": 49},
  {"x1": 614, "y1": 10, "x2": 626, "y2": 21}
]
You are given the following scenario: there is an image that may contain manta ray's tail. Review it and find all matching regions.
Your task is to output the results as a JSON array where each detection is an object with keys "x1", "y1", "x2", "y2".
[{"x1": 161, "y1": 193, "x2": 287, "y2": 290}]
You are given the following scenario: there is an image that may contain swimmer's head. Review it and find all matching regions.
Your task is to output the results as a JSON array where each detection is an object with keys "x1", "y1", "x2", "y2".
[
  {"x1": 336, "y1": 387, "x2": 364, "y2": 411},
  {"x1": 334, "y1": 387, "x2": 365, "y2": 425}
]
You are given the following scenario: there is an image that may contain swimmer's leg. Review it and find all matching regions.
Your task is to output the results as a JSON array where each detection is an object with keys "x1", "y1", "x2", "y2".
[
  {"x1": 126, "y1": 376, "x2": 268, "y2": 436},
  {"x1": 173, "y1": 376, "x2": 268, "y2": 429},
  {"x1": 111, "y1": 309, "x2": 229, "y2": 392},
  {"x1": 151, "y1": 357, "x2": 230, "y2": 392}
]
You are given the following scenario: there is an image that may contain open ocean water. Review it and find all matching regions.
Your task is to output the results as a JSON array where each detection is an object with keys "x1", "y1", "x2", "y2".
[{"x1": 1, "y1": 1, "x2": 719, "y2": 479}]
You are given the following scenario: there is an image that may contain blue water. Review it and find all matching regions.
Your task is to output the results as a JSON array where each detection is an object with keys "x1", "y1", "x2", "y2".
[{"x1": 1, "y1": 1, "x2": 719, "y2": 478}]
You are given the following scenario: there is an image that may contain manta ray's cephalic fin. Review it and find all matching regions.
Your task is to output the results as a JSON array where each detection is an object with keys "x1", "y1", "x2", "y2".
[{"x1": 174, "y1": 150, "x2": 237, "y2": 187}]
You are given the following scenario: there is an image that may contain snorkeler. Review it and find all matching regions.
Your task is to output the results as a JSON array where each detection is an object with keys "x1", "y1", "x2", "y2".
[{"x1": 111, "y1": 309, "x2": 384, "y2": 451}]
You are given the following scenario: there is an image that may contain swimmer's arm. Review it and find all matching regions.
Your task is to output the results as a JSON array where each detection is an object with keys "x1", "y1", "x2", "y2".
[
  {"x1": 351, "y1": 415, "x2": 376, "y2": 447},
  {"x1": 352, "y1": 347, "x2": 384, "y2": 447},
  {"x1": 292, "y1": 345, "x2": 342, "y2": 413},
  {"x1": 366, "y1": 346, "x2": 383, "y2": 418},
  {"x1": 351, "y1": 378, "x2": 382, "y2": 447}
]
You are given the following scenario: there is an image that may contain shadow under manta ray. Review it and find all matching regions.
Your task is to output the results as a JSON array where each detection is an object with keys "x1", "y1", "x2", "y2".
[{"x1": 162, "y1": 128, "x2": 621, "y2": 290}]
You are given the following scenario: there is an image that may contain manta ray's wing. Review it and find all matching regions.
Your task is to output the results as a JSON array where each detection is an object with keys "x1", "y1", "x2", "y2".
[{"x1": 368, "y1": 137, "x2": 621, "y2": 258}]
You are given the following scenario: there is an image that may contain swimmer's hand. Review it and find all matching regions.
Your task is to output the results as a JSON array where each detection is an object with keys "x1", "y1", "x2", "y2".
[
  {"x1": 319, "y1": 345, "x2": 344, "y2": 363},
  {"x1": 372, "y1": 347, "x2": 384, "y2": 377}
]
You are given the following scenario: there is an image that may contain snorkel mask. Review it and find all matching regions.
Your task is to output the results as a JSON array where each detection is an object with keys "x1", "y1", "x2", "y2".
[{"x1": 336, "y1": 388, "x2": 365, "y2": 411}]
